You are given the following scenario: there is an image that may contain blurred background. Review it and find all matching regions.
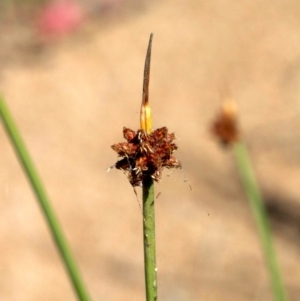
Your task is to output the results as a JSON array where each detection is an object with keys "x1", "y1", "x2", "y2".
[{"x1": 1, "y1": 0, "x2": 300, "y2": 300}]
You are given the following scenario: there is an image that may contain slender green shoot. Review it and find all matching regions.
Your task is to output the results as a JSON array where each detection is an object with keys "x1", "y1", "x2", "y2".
[
  {"x1": 233, "y1": 141, "x2": 288, "y2": 301},
  {"x1": 0, "y1": 95, "x2": 92, "y2": 301},
  {"x1": 142, "y1": 176, "x2": 157, "y2": 301}
]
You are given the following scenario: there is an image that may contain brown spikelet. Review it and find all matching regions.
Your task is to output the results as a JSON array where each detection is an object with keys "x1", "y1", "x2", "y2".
[
  {"x1": 212, "y1": 101, "x2": 240, "y2": 146},
  {"x1": 111, "y1": 127, "x2": 182, "y2": 186}
]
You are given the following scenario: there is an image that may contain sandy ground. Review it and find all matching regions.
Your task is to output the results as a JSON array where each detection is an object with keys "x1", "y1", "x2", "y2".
[{"x1": 1, "y1": 1, "x2": 300, "y2": 300}]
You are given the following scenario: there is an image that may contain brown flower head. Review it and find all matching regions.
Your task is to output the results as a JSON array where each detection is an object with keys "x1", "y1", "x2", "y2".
[
  {"x1": 211, "y1": 100, "x2": 240, "y2": 146},
  {"x1": 111, "y1": 127, "x2": 181, "y2": 186}
]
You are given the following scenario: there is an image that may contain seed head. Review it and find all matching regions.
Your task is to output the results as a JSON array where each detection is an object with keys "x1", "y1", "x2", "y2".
[
  {"x1": 111, "y1": 127, "x2": 181, "y2": 186},
  {"x1": 211, "y1": 100, "x2": 240, "y2": 146}
]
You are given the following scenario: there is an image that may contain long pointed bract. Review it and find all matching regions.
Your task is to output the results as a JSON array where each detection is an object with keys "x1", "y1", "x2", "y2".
[{"x1": 140, "y1": 33, "x2": 153, "y2": 133}]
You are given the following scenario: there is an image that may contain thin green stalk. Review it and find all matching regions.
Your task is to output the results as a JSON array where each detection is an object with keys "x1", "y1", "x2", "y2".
[
  {"x1": 0, "y1": 95, "x2": 91, "y2": 301},
  {"x1": 233, "y1": 141, "x2": 288, "y2": 301},
  {"x1": 142, "y1": 176, "x2": 157, "y2": 301}
]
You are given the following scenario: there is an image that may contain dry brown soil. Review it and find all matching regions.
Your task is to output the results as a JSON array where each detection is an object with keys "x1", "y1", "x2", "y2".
[{"x1": 1, "y1": 1, "x2": 300, "y2": 300}]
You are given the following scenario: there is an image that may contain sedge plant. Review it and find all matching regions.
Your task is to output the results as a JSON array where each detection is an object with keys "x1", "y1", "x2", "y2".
[
  {"x1": 110, "y1": 34, "x2": 181, "y2": 301},
  {"x1": 140, "y1": 33, "x2": 157, "y2": 301},
  {"x1": 212, "y1": 100, "x2": 288, "y2": 301}
]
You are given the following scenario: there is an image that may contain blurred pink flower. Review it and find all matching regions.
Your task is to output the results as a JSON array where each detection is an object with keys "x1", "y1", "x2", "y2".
[{"x1": 37, "y1": 0, "x2": 84, "y2": 38}]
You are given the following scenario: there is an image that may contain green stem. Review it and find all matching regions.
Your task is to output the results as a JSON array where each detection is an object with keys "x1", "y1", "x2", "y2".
[
  {"x1": 142, "y1": 176, "x2": 158, "y2": 301},
  {"x1": 233, "y1": 141, "x2": 288, "y2": 301},
  {"x1": 0, "y1": 96, "x2": 91, "y2": 301}
]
